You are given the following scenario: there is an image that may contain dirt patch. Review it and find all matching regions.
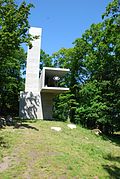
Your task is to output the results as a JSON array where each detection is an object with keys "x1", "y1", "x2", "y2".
[
  {"x1": 22, "y1": 150, "x2": 40, "y2": 179},
  {"x1": 0, "y1": 152, "x2": 20, "y2": 173},
  {"x1": 0, "y1": 156, "x2": 11, "y2": 172}
]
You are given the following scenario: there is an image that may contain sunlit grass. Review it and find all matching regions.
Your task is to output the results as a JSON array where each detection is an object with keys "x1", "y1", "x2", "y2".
[{"x1": 0, "y1": 120, "x2": 120, "y2": 178}]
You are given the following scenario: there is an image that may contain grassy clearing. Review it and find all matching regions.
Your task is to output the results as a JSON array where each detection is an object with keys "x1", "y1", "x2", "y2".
[{"x1": 0, "y1": 120, "x2": 120, "y2": 179}]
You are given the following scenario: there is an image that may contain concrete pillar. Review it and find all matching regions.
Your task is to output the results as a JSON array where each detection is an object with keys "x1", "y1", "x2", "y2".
[
  {"x1": 19, "y1": 27, "x2": 42, "y2": 119},
  {"x1": 25, "y1": 27, "x2": 42, "y2": 92},
  {"x1": 41, "y1": 93, "x2": 56, "y2": 120}
]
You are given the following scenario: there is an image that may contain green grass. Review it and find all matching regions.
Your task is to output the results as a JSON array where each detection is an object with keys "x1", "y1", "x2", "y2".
[{"x1": 0, "y1": 120, "x2": 120, "y2": 179}]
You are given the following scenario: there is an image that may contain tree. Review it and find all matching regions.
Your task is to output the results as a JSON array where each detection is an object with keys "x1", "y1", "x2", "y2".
[
  {"x1": 0, "y1": 0, "x2": 33, "y2": 116},
  {"x1": 0, "y1": 48, "x2": 26, "y2": 115},
  {"x1": 40, "y1": 49, "x2": 53, "y2": 69},
  {"x1": 52, "y1": 0, "x2": 120, "y2": 133},
  {"x1": 74, "y1": 0, "x2": 120, "y2": 133},
  {"x1": 0, "y1": 0, "x2": 33, "y2": 61},
  {"x1": 52, "y1": 46, "x2": 87, "y2": 122}
]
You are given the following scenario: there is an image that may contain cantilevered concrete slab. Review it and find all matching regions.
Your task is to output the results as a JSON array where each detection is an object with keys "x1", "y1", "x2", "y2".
[
  {"x1": 39, "y1": 67, "x2": 69, "y2": 119},
  {"x1": 40, "y1": 67, "x2": 69, "y2": 93}
]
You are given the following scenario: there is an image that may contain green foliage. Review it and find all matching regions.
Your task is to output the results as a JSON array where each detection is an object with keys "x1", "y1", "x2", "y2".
[
  {"x1": 76, "y1": 0, "x2": 120, "y2": 133},
  {"x1": 0, "y1": 48, "x2": 26, "y2": 115},
  {"x1": 0, "y1": 0, "x2": 33, "y2": 116},
  {"x1": 52, "y1": 46, "x2": 87, "y2": 122},
  {"x1": 75, "y1": 81, "x2": 108, "y2": 129},
  {"x1": 0, "y1": 0, "x2": 33, "y2": 61},
  {"x1": 53, "y1": 92, "x2": 71, "y2": 121},
  {"x1": 51, "y1": 0, "x2": 120, "y2": 133},
  {"x1": 40, "y1": 49, "x2": 53, "y2": 69}
]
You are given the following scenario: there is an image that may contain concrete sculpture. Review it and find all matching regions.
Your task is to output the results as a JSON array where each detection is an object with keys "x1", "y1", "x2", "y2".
[{"x1": 19, "y1": 27, "x2": 69, "y2": 119}]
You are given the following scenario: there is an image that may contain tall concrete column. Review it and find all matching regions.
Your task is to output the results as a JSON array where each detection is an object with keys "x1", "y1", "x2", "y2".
[
  {"x1": 25, "y1": 27, "x2": 42, "y2": 92},
  {"x1": 19, "y1": 27, "x2": 42, "y2": 119}
]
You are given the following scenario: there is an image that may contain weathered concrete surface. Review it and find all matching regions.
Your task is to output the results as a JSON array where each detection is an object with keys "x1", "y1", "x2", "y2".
[{"x1": 19, "y1": 91, "x2": 43, "y2": 119}]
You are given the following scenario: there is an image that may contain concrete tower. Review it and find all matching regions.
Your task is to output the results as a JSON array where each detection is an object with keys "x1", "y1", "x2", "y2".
[
  {"x1": 25, "y1": 27, "x2": 42, "y2": 92},
  {"x1": 19, "y1": 27, "x2": 69, "y2": 119}
]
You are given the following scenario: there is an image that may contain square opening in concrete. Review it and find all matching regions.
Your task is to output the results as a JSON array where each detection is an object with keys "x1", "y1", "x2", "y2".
[{"x1": 40, "y1": 67, "x2": 69, "y2": 93}]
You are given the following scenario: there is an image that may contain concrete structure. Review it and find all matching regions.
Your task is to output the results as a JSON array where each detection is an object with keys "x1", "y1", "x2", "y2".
[
  {"x1": 19, "y1": 27, "x2": 69, "y2": 119},
  {"x1": 25, "y1": 27, "x2": 42, "y2": 93}
]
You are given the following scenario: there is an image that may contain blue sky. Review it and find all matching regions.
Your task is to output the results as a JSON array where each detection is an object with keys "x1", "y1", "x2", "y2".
[{"x1": 19, "y1": 0, "x2": 112, "y2": 55}]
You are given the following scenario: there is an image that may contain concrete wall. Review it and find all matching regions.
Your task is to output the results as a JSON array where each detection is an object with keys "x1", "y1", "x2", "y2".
[
  {"x1": 41, "y1": 93, "x2": 56, "y2": 120},
  {"x1": 19, "y1": 91, "x2": 43, "y2": 119},
  {"x1": 19, "y1": 91, "x2": 56, "y2": 120}
]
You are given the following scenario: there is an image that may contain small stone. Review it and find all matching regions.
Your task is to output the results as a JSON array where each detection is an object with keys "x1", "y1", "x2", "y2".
[
  {"x1": 51, "y1": 127, "x2": 61, "y2": 131},
  {"x1": 67, "y1": 124, "x2": 76, "y2": 129},
  {"x1": 91, "y1": 129, "x2": 102, "y2": 135}
]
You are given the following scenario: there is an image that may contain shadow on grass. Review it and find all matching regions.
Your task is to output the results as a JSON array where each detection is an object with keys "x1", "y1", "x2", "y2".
[
  {"x1": 102, "y1": 134, "x2": 120, "y2": 147},
  {"x1": 103, "y1": 154, "x2": 120, "y2": 179},
  {"x1": 13, "y1": 123, "x2": 39, "y2": 131},
  {"x1": 0, "y1": 117, "x2": 39, "y2": 131},
  {"x1": 0, "y1": 136, "x2": 9, "y2": 148},
  {"x1": 13, "y1": 117, "x2": 39, "y2": 123},
  {"x1": 103, "y1": 165, "x2": 120, "y2": 179},
  {"x1": 13, "y1": 118, "x2": 39, "y2": 131}
]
